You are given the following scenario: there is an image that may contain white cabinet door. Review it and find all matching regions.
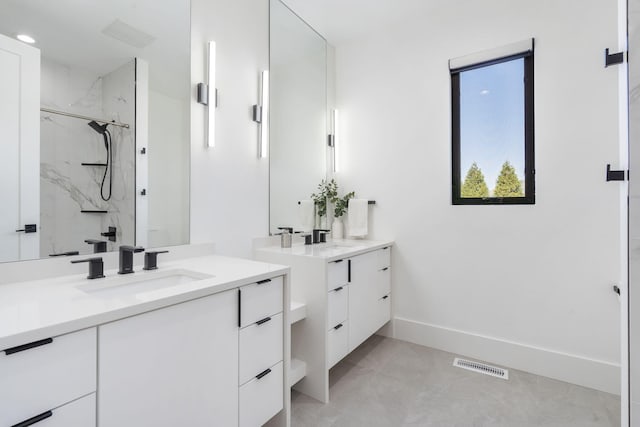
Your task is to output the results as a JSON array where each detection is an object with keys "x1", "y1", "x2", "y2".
[
  {"x1": 348, "y1": 251, "x2": 380, "y2": 352},
  {"x1": 0, "y1": 33, "x2": 40, "y2": 262},
  {"x1": 98, "y1": 290, "x2": 239, "y2": 427}
]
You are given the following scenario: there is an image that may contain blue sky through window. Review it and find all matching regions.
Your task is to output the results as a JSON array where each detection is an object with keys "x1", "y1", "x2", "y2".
[{"x1": 459, "y1": 58, "x2": 525, "y2": 194}]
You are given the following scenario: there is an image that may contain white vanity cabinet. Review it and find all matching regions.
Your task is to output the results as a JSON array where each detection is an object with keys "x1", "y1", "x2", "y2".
[
  {"x1": 0, "y1": 254, "x2": 289, "y2": 427},
  {"x1": 0, "y1": 328, "x2": 97, "y2": 427},
  {"x1": 98, "y1": 289, "x2": 240, "y2": 427},
  {"x1": 254, "y1": 239, "x2": 393, "y2": 403}
]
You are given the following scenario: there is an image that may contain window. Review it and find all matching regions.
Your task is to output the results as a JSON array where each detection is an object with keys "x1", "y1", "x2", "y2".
[{"x1": 451, "y1": 42, "x2": 534, "y2": 205}]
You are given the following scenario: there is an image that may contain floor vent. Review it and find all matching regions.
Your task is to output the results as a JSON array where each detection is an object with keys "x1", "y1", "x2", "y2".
[{"x1": 453, "y1": 358, "x2": 509, "y2": 380}]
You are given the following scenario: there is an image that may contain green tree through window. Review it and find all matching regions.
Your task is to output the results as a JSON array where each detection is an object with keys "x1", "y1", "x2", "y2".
[
  {"x1": 493, "y1": 161, "x2": 524, "y2": 197},
  {"x1": 461, "y1": 163, "x2": 489, "y2": 198}
]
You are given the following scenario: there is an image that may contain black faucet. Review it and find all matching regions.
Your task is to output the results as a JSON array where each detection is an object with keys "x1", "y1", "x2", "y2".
[
  {"x1": 118, "y1": 245, "x2": 145, "y2": 275},
  {"x1": 85, "y1": 239, "x2": 107, "y2": 253},
  {"x1": 71, "y1": 257, "x2": 105, "y2": 279},
  {"x1": 144, "y1": 250, "x2": 169, "y2": 270},
  {"x1": 312, "y1": 229, "x2": 330, "y2": 244}
]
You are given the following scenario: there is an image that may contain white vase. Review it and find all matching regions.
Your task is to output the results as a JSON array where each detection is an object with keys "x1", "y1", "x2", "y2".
[{"x1": 332, "y1": 217, "x2": 344, "y2": 239}]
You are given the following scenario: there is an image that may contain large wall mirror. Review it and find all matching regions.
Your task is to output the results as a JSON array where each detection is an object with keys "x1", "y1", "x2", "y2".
[
  {"x1": 269, "y1": 0, "x2": 328, "y2": 234},
  {"x1": 0, "y1": 0, "x2": 190, "y2": 263}
]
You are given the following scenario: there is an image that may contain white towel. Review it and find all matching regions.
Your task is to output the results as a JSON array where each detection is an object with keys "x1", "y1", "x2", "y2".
[
  {"x1": 298, "y1": 200, "x2": 315, "y2": 232},
  {"x1": 347, "y1": 199, "x2": 368, "y2": 237}
]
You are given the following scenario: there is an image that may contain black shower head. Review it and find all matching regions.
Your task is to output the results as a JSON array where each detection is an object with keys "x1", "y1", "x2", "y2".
[{"x1": 88, "y1": 121, "x2": 109, "y2": 135}]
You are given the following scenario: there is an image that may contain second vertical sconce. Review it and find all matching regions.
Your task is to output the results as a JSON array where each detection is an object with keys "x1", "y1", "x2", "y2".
[
  {"x1": 197, "y1": 41, "x2": 217, "y2": 147},
  {"x1": 253, "y1": 70, "x2": 270, "y2": 158}
]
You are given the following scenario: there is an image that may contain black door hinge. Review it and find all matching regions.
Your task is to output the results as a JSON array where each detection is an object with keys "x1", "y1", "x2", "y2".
[
  {"x1": 606, "y1": 164, "x2": 627, "y2": 182},
  {"x1": 605, "y1": 48, "x2": 625, "y2": 67}
]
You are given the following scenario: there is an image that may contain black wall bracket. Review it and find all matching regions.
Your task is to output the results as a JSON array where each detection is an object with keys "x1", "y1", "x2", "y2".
[
  {"x1": 605, "y1": 48, "x2": 625, "y2": 67},
  {"x1": 606, "y1": 164, "x2": 627, "y2": 182}
]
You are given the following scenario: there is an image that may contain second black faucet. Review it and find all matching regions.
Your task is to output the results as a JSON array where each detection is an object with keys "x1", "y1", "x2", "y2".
[{"x1": 118, "y1": 245, "x2": 145, "y2": 274}]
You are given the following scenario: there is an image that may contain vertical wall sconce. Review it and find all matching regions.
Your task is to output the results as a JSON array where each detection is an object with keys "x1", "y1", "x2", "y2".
[
  {"x1": 330, "y1": 109, "x2": 339, "y2": 172},
  {"x1": 197, "y1": 41, "x2": 217, "y2": 147},
  {"x1": 252, "y1": 70, "x2": 269, "y2": 158}
]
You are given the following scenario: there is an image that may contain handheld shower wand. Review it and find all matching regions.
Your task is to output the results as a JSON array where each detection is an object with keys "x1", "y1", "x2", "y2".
[{"x1": 88, "y1": 121, "x2": 113, "y2": 201}]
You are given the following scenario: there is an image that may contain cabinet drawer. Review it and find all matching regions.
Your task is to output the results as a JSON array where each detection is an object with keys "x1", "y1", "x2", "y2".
[
  {"x1": 239, "y1": 361, "x2": 284, "y2": 427},
  {"x1": 0, "y1": 328, "x2": 97, "y2": 427},
  {"x1": 24, "y1": 392, "x2": 96, "y2": 427},
  {"x1": 240, "y1": 276, "x2": 283, "y2": 328},
  {"x1": 239, "y1": 313, "x2": 283, "y2": 385},
  {"x1": 328, "y1": 286, "x2": 348, "y2": 330},
  {"x1": 327, "y1": 259, "x2": 349, "y2": 291},
  {"x1": 377, "y1": 266, "x2": 391, "y2": 297},
  {"x1": 328, "y1": 321, "x2": 349, "y2": 368},
  {"x1": 376, "y1": 294, "x2": 391, "y2": 331},
  {"x1": 377, "y1": 246, "x2": 391, "y2": 270}
]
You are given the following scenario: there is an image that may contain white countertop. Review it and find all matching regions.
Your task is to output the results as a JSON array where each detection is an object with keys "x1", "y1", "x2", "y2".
[
  {"x1": 255, "y1": 239, "x2": 393, "y2": 262},
  {"x1": 0, "y1": 255, "x2": 288, "y2": 351}
]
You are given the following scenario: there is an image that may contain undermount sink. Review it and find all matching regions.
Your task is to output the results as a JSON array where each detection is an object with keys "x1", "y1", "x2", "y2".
[{"x1": 78, "y1": 269, "x2": 214, "y2": 298}]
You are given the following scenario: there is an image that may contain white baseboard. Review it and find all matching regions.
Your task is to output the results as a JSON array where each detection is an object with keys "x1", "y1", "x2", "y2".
[{"x1": 383, "y1": 317, "x2": 620, "y2": 395}]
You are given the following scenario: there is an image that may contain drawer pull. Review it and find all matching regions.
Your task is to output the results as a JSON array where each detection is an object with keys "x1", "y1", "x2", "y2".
[
  {"x1": 348, "y1": 260, "x2": 351, "y2": 282},
  {"x1": 4, "y1": 338, "x2": 53, "y2": 355},
  {"x1": 333, "y1": 259, "x2": 344, "y2": 263},
  {"x1": 382, "y1": 295, "x2": 389, "y2": 300},
  {"x1": 256, "y1": 368, "x2": 272, "y2": 380},
  {"x1": 334, "y1": 323, "x2": 343, "y2": 330},
  {"x1": 381, "y1": 267, "x2": 389, "y2": 271},
  {"x1": 256, "y1": 317, "x2": 272, "y2": 325},
  {"x1": 256, "y1": 278, "x2": 272, "y2": 285},
  {"x1": 12, "y1": 410, "x2": 52, "y2": 427},
  {"x1": 238, "y1": 289, "x2": 242, "y2": 328},
  {"x1": 333, "y1": 286, "x2": 344, "y2": 292}
]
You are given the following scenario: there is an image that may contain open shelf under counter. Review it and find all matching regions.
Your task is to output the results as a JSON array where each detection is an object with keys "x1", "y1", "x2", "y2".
[
  {"x1": 289, "y1": 358, "x2": 307, "y2": 387},
  {"x1": 290, "y1": 301, "x2": 307, "y2": 324}
]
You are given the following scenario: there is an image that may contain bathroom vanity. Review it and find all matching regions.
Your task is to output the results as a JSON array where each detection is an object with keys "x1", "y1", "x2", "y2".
[
  {"x1": 254, "y1": 239, "x2": 393, "y2": 403},
  {"x1": 0, "y1": 252, "x2": 290, "y2": 427}
]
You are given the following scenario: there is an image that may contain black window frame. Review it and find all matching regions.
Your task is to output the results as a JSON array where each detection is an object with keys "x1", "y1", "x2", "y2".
[{"x1": 451, "y1": 50, "x2": 535, "y2": 205}]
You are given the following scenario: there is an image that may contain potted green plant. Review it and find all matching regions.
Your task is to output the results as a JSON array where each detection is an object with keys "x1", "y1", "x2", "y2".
[
  {"x1": 330, "y1": 191, "x2": 355, "y2": 239},
  {"x1": 311, "y1": 179, "x2": 337, "y2": 228}
]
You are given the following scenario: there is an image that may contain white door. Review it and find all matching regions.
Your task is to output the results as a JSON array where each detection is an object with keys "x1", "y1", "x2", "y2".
[{"x1": 0, "y1": 33, "x2": 40, "y2": 262}]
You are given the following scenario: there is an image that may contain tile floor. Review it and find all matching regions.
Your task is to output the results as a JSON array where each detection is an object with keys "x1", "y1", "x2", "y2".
[{"x1": 291, "y1": 335, "x2": 620, "y2": 427}]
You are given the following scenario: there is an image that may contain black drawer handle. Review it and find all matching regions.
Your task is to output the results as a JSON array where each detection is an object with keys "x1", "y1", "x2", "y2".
[
  {"x1": 333, "y1": 286, "x2": 344, "y2": 292},
  {"x1": 256, "y1": 368, "x2": 272, "y2": 380},
  {"x1": 334, "y1": 323, "x2": 343, "y2": 330},
  {"x1": 381, "y1": 267, "x2": 389, "y2": 271},
  {"x1": 238, "y1": 289, "x2": 242, "y2": 328},
  {"x1": 256, "y1": 317, "x2": 272, "y2": 325},
  {"x1": 12, "y1": 411, "x2": 52, "y2": 427},
  {"x1": 257, "y1": 278, "x2": 272, "y2": 285},
  {"x1": 382, "y1": 295, "x2": 389, "y2": 300},
  {"x1": 348, "y1": 259, "x2": 351, "y2": 282},
  {"x1": 333, "y1": 259, "x2": 344, "y2": 263},
  {"x1": 4, "y1": 338, "x2": 53, "y2": 356}
]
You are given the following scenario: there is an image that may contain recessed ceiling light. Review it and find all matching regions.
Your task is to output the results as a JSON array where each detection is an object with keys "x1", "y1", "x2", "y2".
[
  {"x1": 16, "y1": 34, "x2": 36, "y2": 44},
  {"x1": 480, "y1": 89, "x2": 490, "y2": 95}
]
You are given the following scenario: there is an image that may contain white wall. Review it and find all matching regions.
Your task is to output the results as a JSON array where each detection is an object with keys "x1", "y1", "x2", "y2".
[
  {"x1": 335, "y1": 0, "x2": 622, "y2": 393},
  {"x1": 190, "y1": 0, "x2": 269, "y2": 258}
]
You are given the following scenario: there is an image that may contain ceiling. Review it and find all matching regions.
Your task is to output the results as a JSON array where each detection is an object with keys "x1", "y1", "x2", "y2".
[
  {"x1": 0, "y1": 0, "x2": 190, "y2": 99},
  {"x1": 281, "y1": 0, "x2": 436, "y2": 45}
]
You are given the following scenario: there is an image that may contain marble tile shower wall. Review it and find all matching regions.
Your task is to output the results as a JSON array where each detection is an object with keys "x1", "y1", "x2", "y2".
[{"x1": 39, "y1": 58, "x2": 135, "y2": 257}]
